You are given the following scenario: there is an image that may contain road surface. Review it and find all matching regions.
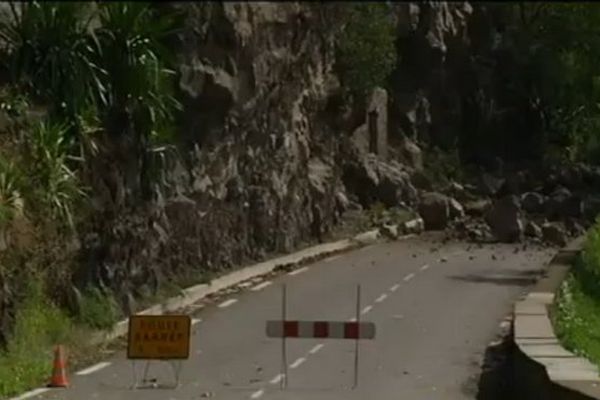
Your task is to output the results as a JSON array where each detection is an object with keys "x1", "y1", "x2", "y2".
[{"x1": 27, "y1": 234, "x2": 553, "y2": 400}]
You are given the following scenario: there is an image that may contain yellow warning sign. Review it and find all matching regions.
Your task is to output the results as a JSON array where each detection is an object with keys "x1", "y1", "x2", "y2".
[{"x1": 127, "y1": 315, "x2": 192, "y2": 360}]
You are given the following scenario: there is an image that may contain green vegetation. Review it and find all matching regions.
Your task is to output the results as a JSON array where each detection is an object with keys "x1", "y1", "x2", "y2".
[
  {"x1": 554, "y1": 222, "x2": 600, "y2": 365},
  {"x1": 77, "y1": 287, "x2": 120, "y2": 331},
  {"x1": 336, "y1": 3, "x2": 397, "y2": 95},
  {"x1": 0, "y1": 2, "x2": 182, "y2": 396},
  {"x1": 0, "y1": 280, "x2": 72, "y2": 397}
]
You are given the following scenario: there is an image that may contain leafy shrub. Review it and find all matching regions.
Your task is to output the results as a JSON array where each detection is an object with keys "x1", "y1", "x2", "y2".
[
  {"x1": 77, "y1": 287, "x2": 119, "y2": 331},
  {"x1": 0, "y1": 279, "x2": 72, "y2": 397},
  {"x1": 336, "y1": 3, "x2": 397, "y2": 95}
]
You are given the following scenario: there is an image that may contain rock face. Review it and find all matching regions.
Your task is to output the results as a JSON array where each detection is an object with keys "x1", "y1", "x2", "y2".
[
  {"x1": 542, "y1": 222, "x2": 568, "y2": 247},
  {"x1": 485, "y1": 195, "x2": 523, "y2": 243}
]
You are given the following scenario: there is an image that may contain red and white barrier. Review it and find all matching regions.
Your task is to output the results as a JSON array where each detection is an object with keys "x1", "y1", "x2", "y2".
[{"x1": 266, "y1": 320, "x2": 375, "y2": 340}]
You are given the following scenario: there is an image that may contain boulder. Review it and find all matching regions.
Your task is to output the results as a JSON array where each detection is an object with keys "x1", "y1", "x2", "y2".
[
  {"x1": 448, "y1": 197, "x2": 465, "y2": 220},
  {"x1": 542, "y1": 222, "x2": 568, "y2": 247},
  {"x1": 485, "y1": 195, "x2": 523, "y2": 243},
  {"x1": 521, "y1": 192, "x2": 545, "y2": 214},
  {"x1": 400, "y1": 137, "x2": 423, "y2": 171},
  {"x1": 418, "y1": 192, "x2": 450, "y2": 230},
  {"x1": 478, "y1": 173, "x2": 505, "y2": 196},
  {"x1": 524, "y1": 221, "x2": 542, "y2": 238},
  {"x1": 545, "y1": 187, "x2": 583, "y2": 219},
  {"x1": 464, "y1": 199, "x2": 492, "y2": 218}
]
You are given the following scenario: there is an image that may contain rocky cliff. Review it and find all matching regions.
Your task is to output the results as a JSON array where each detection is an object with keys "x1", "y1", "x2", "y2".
[{"x1": 71, "y1": 2, "x2": 493, "y2": 314}]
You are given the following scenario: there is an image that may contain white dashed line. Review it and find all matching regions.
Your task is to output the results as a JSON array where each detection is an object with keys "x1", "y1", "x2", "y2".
[
  {"x1": 251, "y1": 281, "x2": 272, "y2": 291},
  {"x1": 390, "y1": 284, "x2": 400, "y2": 292},
  {"x1": 250, "y1": 389, "x2": 265, "y2": 399},
  {"x1": 290, "y1": 357, "x2": 306, "y2": 369},
  {"x1": 361, "y1": 305, "x2": 373, "y2": 315},
  {"x1": 403, "y1": 273, "x2": 415, "y2": 282},
  {"x1": 309, "y1": 343, "x2": 325, "y2": 354},
  {"x1": 76, "y1": 361, "x2": 111, "y2": 376},
  {"x1": 288, "y1": 267, "x2": 309, "y2": 276},
  {"x1": 420, "y1": 264, "x2": 430, "y2": 271},
  {"x1": 270, "y1": 374, "x2": 285, "y2": 385},
  {"x1": 218, "y1": 299, "x2": 238, "y2": 308},
  {"x1": 375, "y1": 294, "x2": 388, "y2": 303},
  {"x1": 9, "y1": 388, "x2": 50, "y2": 400}
]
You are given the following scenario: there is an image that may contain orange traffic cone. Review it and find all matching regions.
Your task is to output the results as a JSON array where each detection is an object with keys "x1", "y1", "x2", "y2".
[{"x1": 48, "y1": 345, "x2": 69, "y2": 388}]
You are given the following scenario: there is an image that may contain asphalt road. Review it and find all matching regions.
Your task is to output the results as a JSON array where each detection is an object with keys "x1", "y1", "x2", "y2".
[{"x1": 27, "y1": 234, "x2": 553, "y2": 400}]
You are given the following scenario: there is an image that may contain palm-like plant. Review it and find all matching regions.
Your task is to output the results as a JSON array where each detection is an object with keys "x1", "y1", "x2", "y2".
[
  {"x1": 92, "y1": 2, "x2": 180, "y2": 141},
  {"x1": 0, "y1": 2, "x2": 104, "y2": 122},
  {"x1": 26, "y1": 121, "x2": 84, "y2": 228}
]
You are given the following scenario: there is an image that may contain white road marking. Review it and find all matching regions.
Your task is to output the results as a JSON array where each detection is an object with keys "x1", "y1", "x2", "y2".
[
  {"x1": 403, "y1": 273, "x2": 415, "y2": 282},
  {"x1": 420, "y1": 264, "x2": 430, "y2": 271},
  {"x1": 375, "y1": 294, "x2": 388, "y2": 303},
  {"x1": 251, "y1": 281, "x2": 272, "y2": 291},
  {"x1": 309, "y1": 343, "x2": 325, "y2": 354},
  {"x1": 324, "y1": 255, "x2": 342, "y2": 263},
  {"x1": 348, "y1": 317, "x2": 357, "y2": 322},
  {"x1": 10, "y1": 388, "x2": 50, "y2": 400},
  {"x1": 390, "y1": 284, "x2": 400, "y2": 292},
  {"x1": 361, "y1": 305, "x2": 373, "y2": 315},
  {"x1": 76, "y1": 361, "x2": 111, "y2": 376},
  {"x1": 288, "y1": 267, "x2": 309, "y2": 276},
  {"x1": 270, "y1": 374, "x2": 285, "y2": 385},
  {"x1": 218, "y1": 299, "x2": 238, "y2": 308},
  {"x1": 250, "y1": 389, "x2": 265, "y2": 399},
  {"x1": 290, "y1": 357, "x2": 306, "y2": 369}
]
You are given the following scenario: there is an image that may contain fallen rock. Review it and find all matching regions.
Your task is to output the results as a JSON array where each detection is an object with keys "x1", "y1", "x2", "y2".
[
  {"x1": 545, "y1": 186, "x2": 583, "y2": 219},
  {"x1": 521, "y1": 192, "x2": 545, "y2": 214},
  {"x1": 524, "y1": 221, "x2": 542, "y2": 238},
  {"x1": 380, "y1": 223, "x2": 399, "y2": 240},
  {"x1": 564, "y1": 218, "x2": 585, "y2": 236},
  {"x1": 478, "y1": 173, "x2": 505, "y2": 196},
  {"x1": 399, "y1": 137, "x2": 423, "y2": 171},
  {"x1": 448, "y1": 198, "x2": 465, "y2": 220},
  {"x1": 542, "y1": 222, "x2": 568, "y2": 247},
  {"x1": 464, "y1": 199, "x2": 492, "y2": 218},
  {"x1": 418, "y1": 192, "x2": 450, "y2": 230},
  {"x1": 485, "y1": 195, "x2": 523, "y2": 243}
]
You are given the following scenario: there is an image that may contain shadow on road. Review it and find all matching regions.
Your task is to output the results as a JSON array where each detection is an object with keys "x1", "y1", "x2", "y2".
[
  {"x1": 449, "y1": 269, "x2": 543, "y2": 287},
  {"x1": 476, "y1": 329, "x2": 516, "y2": 400}
]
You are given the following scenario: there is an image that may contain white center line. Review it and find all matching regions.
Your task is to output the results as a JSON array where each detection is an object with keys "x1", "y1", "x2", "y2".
[
  {"x1": 309, "y1": 343, "x2": 325, "y2": 354},
  {"x1": 288, "y1": 267, "x2": 309, "y2": 276},
  {"x1": 269, "y1": 374, "x2": 284, "y2": 385},
  {"x1": 76, "y1": 362, "x2": 111, "y2": 376},
  {"x1": 218, "y1": 299, "x2": 238, "y2": 308},
  {"x1": 361, "y1": 305, "x2": 373, "y2": 315},
  {"x1": 420, "y1": 264, "x2": 430, "y2": 271},
  {"x1": 250, "y1": 389, "x2": 265, "y2": 399},
  {"x1": 10, "y1": 388, "x2": 50, "y2": 400},
  {"x1": 290, "y1": 357, "x2": 306, "y2": 369},
  {"x1": 390, "y1": 284, "x2": 400, "y2": 292},
  {"x1": 375, "y1": 294, "x2": 388, "y2": 303},
  {"x1": 403, "y1": 273, "x2": 416, "y2": 282},
  {"x1": 251, "y1": 281, "x2": 272, "y2": 291}
]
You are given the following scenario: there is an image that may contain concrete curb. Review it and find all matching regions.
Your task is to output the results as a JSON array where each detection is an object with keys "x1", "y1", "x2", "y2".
[
  {"x1": 513, "y1": 235, "x2": 600, "y2": 399},
  {"x1": 92, "y1": 217, "x2": 424, "y2": 344}
]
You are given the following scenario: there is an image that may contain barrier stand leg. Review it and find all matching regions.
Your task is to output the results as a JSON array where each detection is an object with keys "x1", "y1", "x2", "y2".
[
  {"x1": 169, "y1": 360, "x2": 183, "y2": 388},
  {"x1": 281, "y1": 284, "x2": 288, "y2": 390},
  {"x1": 131, "y1": 361, "x2": 138, "y2": 390},
  {"x1": 142, "y1": 361, "x2": 152, "y2": 385},
  {"x1": 352, "y1": 284, "x2": 361, "y2": 390}
]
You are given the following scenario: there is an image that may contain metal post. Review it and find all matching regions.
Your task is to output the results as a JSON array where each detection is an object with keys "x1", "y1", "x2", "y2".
[
  {"x1": 353, "y1": 284, "x2": 361, "y2": 390},
  {"x1": 281, "y1": 284, "x2": 288, "y2": 389},
  {"x1": 131, "y1": 361, "x2": 138, "y2": 390}
]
